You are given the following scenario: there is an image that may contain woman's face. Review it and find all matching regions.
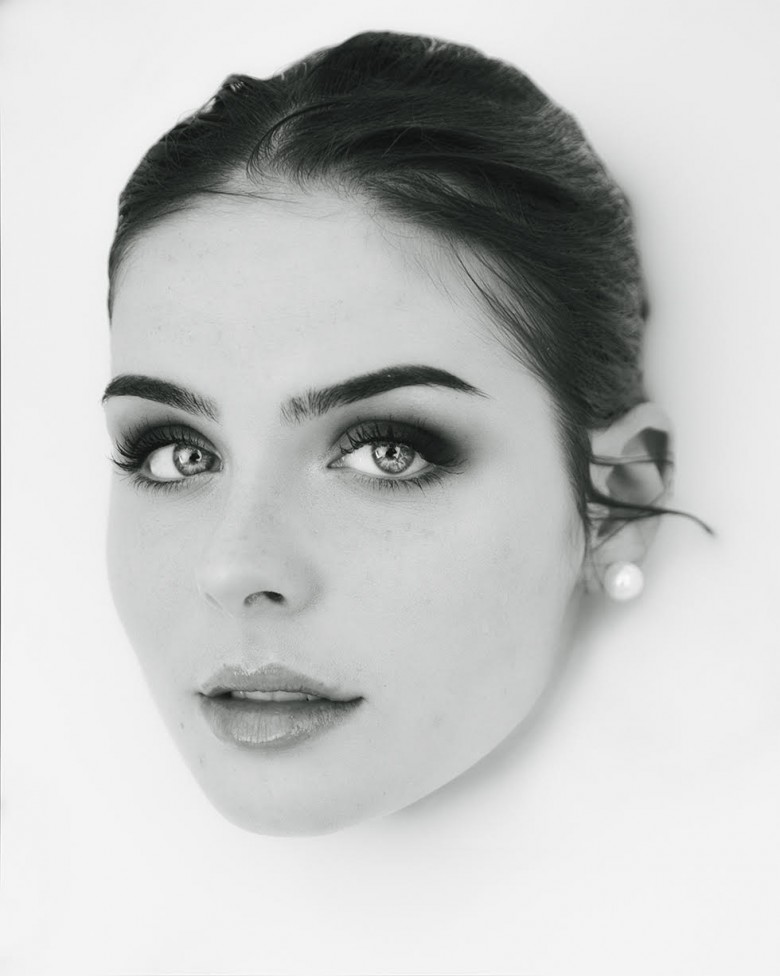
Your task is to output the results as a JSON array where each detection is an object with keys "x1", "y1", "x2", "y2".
[{"x1": 105, "y1": 188, "x2": 586, "y2": 836}]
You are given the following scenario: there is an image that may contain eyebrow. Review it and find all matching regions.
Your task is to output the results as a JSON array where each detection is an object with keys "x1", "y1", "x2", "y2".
[
  {"x1": 280, "y1": 364, "x2": 488, "y2": 424},
  {"x1": 101, "y1": 374, "x2": 219, "y2": 421},
  {"x1": 101, "y1": 364, "x2": 489, "y2": 424}
]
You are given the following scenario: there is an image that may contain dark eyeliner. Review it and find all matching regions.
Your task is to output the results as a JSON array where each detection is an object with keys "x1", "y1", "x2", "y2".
[
  {"x1": 110, "y1": 422, "x2": 219, "y2": 489},
  {"x1": 331, "y1": 414, "x2": 466, "y2": 492}
]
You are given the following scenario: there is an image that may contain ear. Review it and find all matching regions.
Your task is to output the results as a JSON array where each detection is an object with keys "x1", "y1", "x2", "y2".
[{"x1": 582, "y1": 402, "x2": 674, "y2": 595}]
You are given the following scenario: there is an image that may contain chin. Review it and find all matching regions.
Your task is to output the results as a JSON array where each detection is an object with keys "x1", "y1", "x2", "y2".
[{"x1": 203, "y1": 790, "x2": 376, "y2": 838}]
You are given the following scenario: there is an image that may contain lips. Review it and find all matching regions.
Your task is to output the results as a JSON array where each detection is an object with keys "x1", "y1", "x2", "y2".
[
  {"x1": 198, "y1": 663, "x2": 363, "y2": 749},
  {"x1": 200, "y1": 663, "x2": 357, "y2": 702}
]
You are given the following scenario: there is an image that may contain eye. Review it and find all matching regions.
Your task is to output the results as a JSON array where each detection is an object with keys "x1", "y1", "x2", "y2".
[
  {"x1": 144, "y1": 443, "x2": 219, "y2": 482},
  {"x1": 111, "y1": 422, "x2": 222, "y2": 489},
  {"x1": 336, "y1": 439, "x2": 431, "y2": 479},
  {"x1": 329, "y1": 418, "x2": 463, "y2": 490}
]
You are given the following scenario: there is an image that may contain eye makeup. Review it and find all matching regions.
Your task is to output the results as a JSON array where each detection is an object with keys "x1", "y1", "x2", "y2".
[
  {"x1": 330, "y1": 415, "x2": 466, "y2": 494},
  {"x1": 111, "y1": 420, "x2": 221, "y2": 493},
  {"x1": 109, "y1": 411, "x2": 467, "y2": 495}
]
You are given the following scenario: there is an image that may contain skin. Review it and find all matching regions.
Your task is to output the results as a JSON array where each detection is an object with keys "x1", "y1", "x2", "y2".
[{"x1": 105, "y1": 187, "x2": 596, "y2": 836}]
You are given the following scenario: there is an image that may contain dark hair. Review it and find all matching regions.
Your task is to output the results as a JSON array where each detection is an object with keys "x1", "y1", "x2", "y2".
[{"x1": 108, "y1": 30, "x2": 708, "y2": 541}]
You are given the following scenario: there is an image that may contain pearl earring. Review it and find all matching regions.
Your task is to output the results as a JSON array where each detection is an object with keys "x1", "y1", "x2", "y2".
[{"x1": 604, "y1": 561, "x2": 644, "y2": 601}]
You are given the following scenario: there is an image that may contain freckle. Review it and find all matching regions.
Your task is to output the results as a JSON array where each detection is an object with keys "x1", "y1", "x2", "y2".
[{"x1": 179, "y1": 722, "x2": 185, "y2": 730}]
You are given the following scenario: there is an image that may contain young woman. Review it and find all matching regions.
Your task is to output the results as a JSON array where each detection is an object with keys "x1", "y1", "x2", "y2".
[{"x1": 102, "y1": 30, "x2": 704, "y2": 836}]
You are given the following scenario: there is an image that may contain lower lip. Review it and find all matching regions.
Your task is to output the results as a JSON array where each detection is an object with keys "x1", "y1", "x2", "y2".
[{"x1": 198, "y1": 695, "x2": 363, "y2": 749}]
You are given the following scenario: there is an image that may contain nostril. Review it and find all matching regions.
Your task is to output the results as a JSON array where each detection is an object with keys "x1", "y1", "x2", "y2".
[{"x1": 245, "y1": 590, "x2": 285, "y2": 606}]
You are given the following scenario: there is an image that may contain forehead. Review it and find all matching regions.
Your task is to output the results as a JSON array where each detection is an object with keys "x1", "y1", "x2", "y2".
[{"x1": 109, "y1": 188, "x2": 528, "y2": 398}]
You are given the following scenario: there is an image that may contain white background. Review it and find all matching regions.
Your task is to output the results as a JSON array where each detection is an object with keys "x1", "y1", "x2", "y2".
[{"x1": 1, "y1": 0, "x2": 778, "y2": 973}]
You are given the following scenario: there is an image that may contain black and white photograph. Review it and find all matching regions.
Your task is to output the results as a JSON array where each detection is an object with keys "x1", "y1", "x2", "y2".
[{"x1": 1, "y1": 0, "x2": 778, "y2": 973}]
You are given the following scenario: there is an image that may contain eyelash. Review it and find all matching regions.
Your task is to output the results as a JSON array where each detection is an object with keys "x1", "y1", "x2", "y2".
[
  {"x1": 110, "y1": 422, "x2": 213, "y2": 495},
  {"x1": 110, "y1": 416, "x2": 465, "y2": 496},
  {"x1": 336, "y1": 416, "x2": 465, "y2": 494}
]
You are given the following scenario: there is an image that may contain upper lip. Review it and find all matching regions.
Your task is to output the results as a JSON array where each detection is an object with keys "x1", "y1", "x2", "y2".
[{"x1": 199, "y1": 663, "x2": 360, "y2": 702}]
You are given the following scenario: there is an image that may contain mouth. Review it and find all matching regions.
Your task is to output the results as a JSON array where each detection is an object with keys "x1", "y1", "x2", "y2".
[
  {"x1": 197, "y1": 663, "x2": 363, "y2": 749},
  {"x1": 199, "y1": 662, "x2": 358, "y2": 702}
]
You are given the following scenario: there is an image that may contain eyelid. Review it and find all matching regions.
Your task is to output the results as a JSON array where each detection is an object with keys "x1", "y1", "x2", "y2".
[
  {"x1": 112, "y1": 421, "x2": 221, "y2": 476},
  {"x1": 329, "y1": 414, "x2": 465, "y2": 470},
  {"x1": 110, "y1": 404, "x2": 221, "y2": 441},
  {"x1": 127, "y1": 419, "x2": 217, "y2": 450},
  {"x1": 332, "y1": 411, "x2": 455, "y2": 445}
]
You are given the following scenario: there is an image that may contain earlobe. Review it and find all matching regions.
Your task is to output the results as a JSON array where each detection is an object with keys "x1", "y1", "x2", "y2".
[{"x1": 582, "y1": 402, "x2": 674, "y2": 596}]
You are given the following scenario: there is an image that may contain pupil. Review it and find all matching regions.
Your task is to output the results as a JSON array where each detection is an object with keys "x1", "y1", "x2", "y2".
[
  {"x1": 373, "y1": 442, "x2": 413, "y2": 473},
  {"x1": 175, "y1": 445, "x2": 207, "y2": 474}
]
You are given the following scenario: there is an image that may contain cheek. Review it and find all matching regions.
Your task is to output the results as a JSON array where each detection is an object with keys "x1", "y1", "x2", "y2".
[
  {"x1": 106, "y1": 487, "x2": 195, "y2": 666},
  {"x1": 335, "y1": 491, "x2": 581, "y2": 714},
  {"x1": 318, "y1": 492, "x2": 583, "y2": 800}
]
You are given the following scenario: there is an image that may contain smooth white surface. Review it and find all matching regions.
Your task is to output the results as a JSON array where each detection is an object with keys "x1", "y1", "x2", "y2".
[
  {"x1": 604, "y1": 562, "x2": 645, "y2": 602},
  {"x1": 1, "y1": 0, "x2": 778, "y2": 973}
]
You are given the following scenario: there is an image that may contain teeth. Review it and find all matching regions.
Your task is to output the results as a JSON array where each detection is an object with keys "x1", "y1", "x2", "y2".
[{"x1": 230, "y1": 690, "x2": 321, "y2": 702}]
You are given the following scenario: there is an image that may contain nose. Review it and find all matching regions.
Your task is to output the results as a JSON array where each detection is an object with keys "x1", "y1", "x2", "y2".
[{"x1": 194, "y1": 488, "x2": 322, "y2": 618}]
